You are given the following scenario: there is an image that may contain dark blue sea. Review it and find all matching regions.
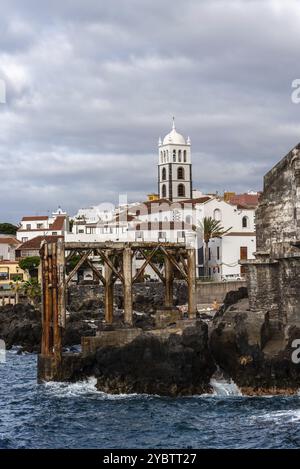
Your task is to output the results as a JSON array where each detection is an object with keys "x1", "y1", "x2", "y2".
[{"x1": 1, "y1": 350, "x2": 300, "y2": 449}]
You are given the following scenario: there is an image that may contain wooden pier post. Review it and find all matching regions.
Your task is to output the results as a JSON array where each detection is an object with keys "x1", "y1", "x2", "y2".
[
  {"x1": 164, "y1": 255, "x2": 173, "y2": 307},
  {"x1": 123, "y1": 245, "x2": 133, "y2": 325},
  {"x1": 187, "y1": 247, "x2": 197, "y2": 318},
  {"x1": 104, "y1": 252, "x2": 114, "y2": 324}
]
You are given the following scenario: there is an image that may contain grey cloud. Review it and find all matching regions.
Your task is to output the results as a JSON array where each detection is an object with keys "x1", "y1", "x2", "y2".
[{"x1": 1, "y1": 0, "x2": 300, "y2": 222}]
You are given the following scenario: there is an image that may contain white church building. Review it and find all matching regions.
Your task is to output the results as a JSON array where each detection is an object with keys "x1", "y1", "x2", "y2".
[{"x1": 65, "y1": 119, "x2": 258, "y2": 281}]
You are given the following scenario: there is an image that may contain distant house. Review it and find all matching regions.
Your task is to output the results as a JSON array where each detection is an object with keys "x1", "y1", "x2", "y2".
[
  {"x1": 15, "y1": 235, "x2": 64, "y2": 259},
  {"x1": 16, "y1": 207, "x2": 69, "y2": 243},
  {"x1": 0, "y1": 260, "x2": 29, "y2": 290},
  {"x1": 0, "y1": 237, "x2": 20, "y2": 261}
]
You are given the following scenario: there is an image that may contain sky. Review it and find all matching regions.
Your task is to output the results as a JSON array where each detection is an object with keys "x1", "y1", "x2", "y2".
[{"x1": 1, "y1": 0, "x2": 300, "y2": 223}]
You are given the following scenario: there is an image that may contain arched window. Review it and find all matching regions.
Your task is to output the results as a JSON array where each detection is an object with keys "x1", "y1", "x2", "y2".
[
  {"x1": 213, "y1": 208, "x2": 222, "y2": 221},
  {"x1": 173, "y1": 149, "x2": 176, "y2": 162},
  {"x1": 178, "y1": 184, "x2": 185, "y2": 197},
  {"x1": 177, "y1": 167, "x2": 184, "y2": 180},
  {"x1": 162, "y1": 184, "x2": 166, "y2": 198},
  {"x1": 178, "y1": 150, "x2": 182, "y2": 162},
  {"x1": 242, "y1": 216, "x2": 249, "y2": 228},
  {"x1": 183, "y1": 150, "x2": 187, "y2": 162},
  {"x1": 162, "y1": 167, "x2": 166, "y2": 180},
  {"x1": 136, "y1": 224, "x2": 140, "y2": 231},
  {"x1": 166, "y1": 150, "x2": 168, "y2": 161}
]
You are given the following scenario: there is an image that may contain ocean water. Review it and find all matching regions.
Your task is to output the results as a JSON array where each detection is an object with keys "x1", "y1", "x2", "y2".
[{"x1": 1, "y1": 351, "x2": 300, "y2": 449}]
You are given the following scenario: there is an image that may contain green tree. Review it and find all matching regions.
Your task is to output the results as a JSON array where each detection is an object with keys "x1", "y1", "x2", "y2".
[
  {"x1": 23, "y1": 278, "x2": 41, "y2": 305},
  {"x1": 19, "y1": 256, "x2": 40, "y2": 277},
  {"x1": 0, "y1": 222, "x2": 18, "y2": 235},
  {"x1": 198, "y1": 217, "x2": 232, "y2": 278}
]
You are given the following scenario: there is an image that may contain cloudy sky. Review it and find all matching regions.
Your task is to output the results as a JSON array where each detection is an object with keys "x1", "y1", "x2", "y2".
[{"x1": 1, "y1": 0, "x2": 300, "y2": 223}]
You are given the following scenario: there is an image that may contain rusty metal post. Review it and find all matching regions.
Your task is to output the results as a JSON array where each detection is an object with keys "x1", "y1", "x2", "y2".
[
  {"x1": 41, "y1": 241, "x2": 51, "y2": 356},
  {"x1": 164, "y1": 254, "x2": 173, "y2": 307},
  {"x1": 57, "y1": 238, "x2": 66, "y2": 329},
  {"x1": 104, "y1": 251, "x2": 114, "y2": 323},
  {"x1": 123, "y1": 245, "x2": 133, "y2": 325},
  {"x1": 187, "y1": 247, "x2": 197, "y2": 318}
]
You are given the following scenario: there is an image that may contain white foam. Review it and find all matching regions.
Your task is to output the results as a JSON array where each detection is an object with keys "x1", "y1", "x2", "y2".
[{"x1": 210, "y1": 377, "x2": 242, "y2": 396}]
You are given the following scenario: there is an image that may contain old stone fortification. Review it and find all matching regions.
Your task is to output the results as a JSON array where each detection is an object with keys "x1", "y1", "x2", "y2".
[
  {"x1": 211, "y1": 144, "x2": 300, "y2": 393},
  {"x1": 247, "y1": 144, "x2": 300, "y2": 327}
]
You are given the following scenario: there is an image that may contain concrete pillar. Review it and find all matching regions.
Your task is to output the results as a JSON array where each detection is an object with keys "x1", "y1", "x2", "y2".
[
  {"x1": 187, "y1": 247, "x2": 197, "y2": 318},
  {"x1": 104, "y1": 254, "x2": 114, "y2": 324},
  {"x1": 123, "y1": 246, "x2": 133, "y2": 325},
  {"x1": 164, "y1": 255, "x2": 173, "y2": 307}
]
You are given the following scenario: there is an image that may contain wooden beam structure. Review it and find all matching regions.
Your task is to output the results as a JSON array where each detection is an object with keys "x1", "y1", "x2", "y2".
[{"x1": 39, "y1": 240, "x2": 197, "y2": 362}]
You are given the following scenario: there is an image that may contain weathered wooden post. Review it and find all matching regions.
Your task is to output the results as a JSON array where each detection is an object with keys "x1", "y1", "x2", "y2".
[
  {"x1": 123, "y1": 245, "x2": 133, "y2": 325},
  {"x1": 164, "y1": 254, "x2": 173, "y2": 307},
  {"x1": 187, "y1": 247, "x2": 197, "y2": 318},
  {"x1": 104, "y1": 250, "x2": 114, "y2": 324}
]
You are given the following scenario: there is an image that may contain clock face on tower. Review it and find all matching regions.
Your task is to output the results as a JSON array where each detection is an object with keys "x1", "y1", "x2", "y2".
[{"x1": 158, "y1": 119, "x2": 192, "y2": 202}]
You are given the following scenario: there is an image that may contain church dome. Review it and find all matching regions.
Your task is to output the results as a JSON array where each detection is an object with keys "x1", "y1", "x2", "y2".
[{"x1": 162, "y1": 118, "x2": 186, "y2": 145}]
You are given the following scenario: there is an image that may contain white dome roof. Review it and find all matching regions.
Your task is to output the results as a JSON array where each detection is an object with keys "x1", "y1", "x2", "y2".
[{"x1": 162, "y1": 118, "x2": 186, "y2": 145}]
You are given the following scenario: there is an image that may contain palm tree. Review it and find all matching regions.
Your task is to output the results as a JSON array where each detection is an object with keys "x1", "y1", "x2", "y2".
[
  {"x1": 9, "y1": 277, "x2": 24, "y2": 304},
  {"x1": 198, "y1": 217, "x2": 232, "y2": 278},
  {"x1": 23, "y1": 279, "x2": 41, "y2": 305}
]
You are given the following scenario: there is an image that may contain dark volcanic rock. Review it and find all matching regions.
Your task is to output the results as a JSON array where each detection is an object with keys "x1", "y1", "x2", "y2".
[
  {"x1": 92, "y1": 321, "x2": 216, "y2": 396},
  {"x1": 0, "y1": 303, "x2": 41, "y2": 353},
  {"x1": 210, "y1": 299, "x2": 300, "y2": 394}
]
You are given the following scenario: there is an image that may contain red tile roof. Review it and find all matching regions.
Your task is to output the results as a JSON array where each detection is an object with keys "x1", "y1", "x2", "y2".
[
  {"x1": 49, "y1": 215, "x2": 66, "y2": 230},
  {"x1": 17, "y1": 235, "x2": 63, "y2": 250},
  {"x1": 228, "y1": 193, "x2": 260, "y2": 208},
  {"x1": 22, "y1": 216, "x2": 49, "y2": 221},
  {"x1": 0, "y1": 237, "x2": 19, "y2": 245}
]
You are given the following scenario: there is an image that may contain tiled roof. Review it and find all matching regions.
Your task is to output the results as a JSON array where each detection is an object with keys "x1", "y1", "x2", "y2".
[
  {"x1": 0, "y1": 237, "x2": 19, "y2": 245},
  {"x1": 49, "y1": 215, "x2": 66, "y2": 230},
  {"x1": 224, "y1": 231, "x2": 256, "y2": 236},
  {"x1": 17, "y1": 235, "x2": 63, "y2": 250},
  {"x1": 21, "y1": 216, "x2": 49, "y2": 221},
  {"x1": 228, "y1": 193, "x2": 260, "y2": 208}
]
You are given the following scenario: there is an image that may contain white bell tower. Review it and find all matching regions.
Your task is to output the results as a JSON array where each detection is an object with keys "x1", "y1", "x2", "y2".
[{"x1": 158, "y1": 118, "x2": 192, "y2": 201}]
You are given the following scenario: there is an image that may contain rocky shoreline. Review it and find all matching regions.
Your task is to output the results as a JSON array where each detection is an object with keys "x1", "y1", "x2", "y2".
[{"x1": 2, "y1": 285, "x2": 300, "y2": 396}]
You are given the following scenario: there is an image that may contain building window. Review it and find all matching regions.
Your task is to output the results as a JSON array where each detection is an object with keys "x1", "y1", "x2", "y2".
[
  {"x1": 10, "y1": 273, "x2": 23, "y2": 281},
  {"x1": 162, "y1": 184, "x2": 167, "y2": 198},
  {"x1": 183, "y1": 150, "x2": 187, "y2": 162},
  {"x1": 240, "y1": 246, "x2": 248, "y2": 260},
  {"x1": 213, "y1": 208, "x2": 222, "y2": 221},
  {"x1": 22, "y1": 237, "x2": 28, "y2": 243},
  {"x1": 162, "y1": 167, "x2": 166, "y2": 180},
  {"x1": 26, "y1": 224, "x2": 31, "y2": 230},
  {"x1": 173, "y1": 150, "x2": 176, "y2": 162},
  {"x1": 185, "y1": 215, "x2": 192, "y2": 226},
  {"x1": 86, "y1": 227, "x2": 95, "y2": 234},
  {"x1": 158, "y1": 231, "x2": 166, "y2": 239},
  {"x1": 177, "y1": 167, "x2": 184, "y2": 180},
  {"x1": 178, "y1": 184, "x2": 185, "y2": 197},
  {"x1": 178, "y1": 150, "x2": 182, "y2": 162},
  {"x1": 52, "y1": 232, "x2": 57, "y2": 236},
  {"x1": 217, "y1": 246, "x2": 220, "y2": 260},
  {"x1": 78, "y1": 229, "x2": 84, "y2": 234},
  {"x1": 208, "y1": 248, "x2": 211, "y2": 260},
  {"x1": 242, "y1": 216, "x2": 248, "y2": 228}
]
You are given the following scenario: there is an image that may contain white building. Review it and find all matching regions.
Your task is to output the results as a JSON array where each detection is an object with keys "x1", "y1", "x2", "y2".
[
  {"x1": 200, "y1": 194, "x2": 258, "y2": 280},
  {"x1": 17, "y1": 207, "x2": 70, "y2": 243}
]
